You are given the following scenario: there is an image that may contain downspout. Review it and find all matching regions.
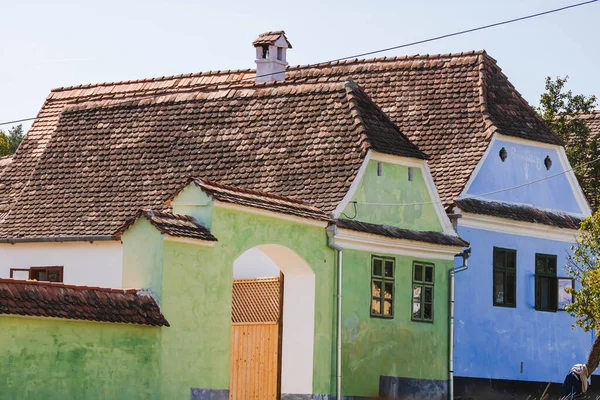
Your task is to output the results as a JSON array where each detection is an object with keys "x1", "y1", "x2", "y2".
[
  {"x1": 450, "y1": 248, "x2": 470, "y2": 400},
  {"x1": 327, "y1": 224, "x2": 343, "y2": 400}
]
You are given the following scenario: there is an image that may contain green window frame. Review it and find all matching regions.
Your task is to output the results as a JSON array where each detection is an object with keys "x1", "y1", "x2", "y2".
[
  {"x1": 535, "y1": 253, "x2": 558, "y2": 312},
  {"x1": 371, "y1": 256, "x2": 395, "y2": 318},
  {"x1": 493, "y1": 247, "x2": 517, "y2": 308},
  {"x1": 412, "y1": 262, "x2": 434, "y2": 322}
]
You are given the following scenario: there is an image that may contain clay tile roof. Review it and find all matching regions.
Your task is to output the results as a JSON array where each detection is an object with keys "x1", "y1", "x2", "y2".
[
  {"x1": 0, "y1": 51, "x2": 561, "y2": 238},
  {"x1": 336, "y1": 219, "x2": 469, "y2": 247},
  {"x1": 114, "y1": 210, "x2": 217, "y2": 241},
  {"x1": 252, "y1": 31, "x2": 292, "y2": 48},
  {"x1": 231, "y1": 278, "x2": 280, "y2": 323},
  {"x1": 581, "y1": 110, "x2": 600, "y2": 136},
  {"x1": 0, "y1": 79, "x2": 416, "y2": 238},
  {"x1": 0, "y1": 278, "x2": 169, "y2": 326},
  {"x1": 191, "y1": 179, "x2": 329, "y2": 222},
  {"x1": 455, "y1": 198, "x2": 582, "y2": 230}
]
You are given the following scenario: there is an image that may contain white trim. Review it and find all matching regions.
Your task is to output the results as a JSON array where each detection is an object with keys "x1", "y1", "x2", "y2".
[
  {"x1": 369, "y1": 151, "x2": 427, "y2": 168},
  {"x1": 214, "y1": 201, "x2": 328, "y2": 228},
  {"x1": 459, "y1": 133, "x2": 592, "y2": 216},
  {"x1": 557, "y1": 146, "x2": 592, "y2": 216},
  {"x1": 163, "y1": 235, "x2": 216, "y2": 247},
  {"x1": 334, "y1": 228, "x2": 464, "y2": 260},
  {"x1": 334, "y1": 150, "x2": 456, "y2": 234},
  {"x1": 495, "y1": 133, "x2": 562, "y2": 150},
  {"x1": 333, "y1": 151, "x2": 372, "y2": 218},
  {"x1": 459, "y1": 212, "x2": 579, "y2": 242}
]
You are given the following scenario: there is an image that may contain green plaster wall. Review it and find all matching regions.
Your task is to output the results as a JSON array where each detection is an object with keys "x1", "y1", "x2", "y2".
[
  {"x1": 156, "y1": 207, "x2": 337, "y2": 398},
  {"x1": 171, "y1": 184, "x2": 213, "y2": 227},
  {"x1": 341, "y1": 249, "x2": 450, "y2": 397},
  {"x1": 122, "y1": 218, "x2": 165, "y2": 300},
  {"x1": 0, "y1": 316, "x2": 161, "y2": 400},
  {"x1": 343, "y1": 160, "x2": 443, "y2": 231}
]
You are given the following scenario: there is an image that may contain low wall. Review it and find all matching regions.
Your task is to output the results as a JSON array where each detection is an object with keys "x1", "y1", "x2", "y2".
[{"x1": 0, "y1": 316, "x2": 161, "y2": 400}]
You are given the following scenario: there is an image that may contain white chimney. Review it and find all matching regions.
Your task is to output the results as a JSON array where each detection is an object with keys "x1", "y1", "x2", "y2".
[{"x1": 253, "y1": 31, "x2": 292, "y2": 83}]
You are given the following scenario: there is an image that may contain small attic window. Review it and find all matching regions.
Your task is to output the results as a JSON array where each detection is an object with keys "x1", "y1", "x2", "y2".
[
  {"x1": 408, "y1": 167, "x2": 414, "y2": 182},
  {"x1": 499, "y1": 147, "x2": 508, "y2": 162},
  {"x1": 277, "y1": 47, "x2": 284, "y2": 61},
  {"x1": 377, "y1": 162, "x2": 383, "y2": 176},
  {"x1": 544, "y1": 156, "x2": 552, "y2": 170}
]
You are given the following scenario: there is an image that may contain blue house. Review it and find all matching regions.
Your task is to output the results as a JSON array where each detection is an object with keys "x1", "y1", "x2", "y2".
[{"x1": 453, "y1": 133, "x2": 592, "y2": 397}]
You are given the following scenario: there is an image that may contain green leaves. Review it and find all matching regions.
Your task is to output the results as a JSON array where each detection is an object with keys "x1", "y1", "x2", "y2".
[
  {"x1": 0, "y1": 124, "x2": 25, "y2": 156},
  {"x1": 538, "y1": 76, "x2": 599, "y2": 209}
]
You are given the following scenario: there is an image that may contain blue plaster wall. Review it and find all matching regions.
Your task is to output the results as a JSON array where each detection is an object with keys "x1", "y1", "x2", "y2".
[
  {"x1": 454, "y1": 226, "x2": 594, "y2": 383},
  {"x1": 464, "y1": 139, "x2": 582, "y2": 214}
]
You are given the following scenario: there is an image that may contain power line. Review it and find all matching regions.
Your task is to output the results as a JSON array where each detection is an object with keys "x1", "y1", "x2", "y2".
[
  {"x1": 0, "y1": 0, "x2": 596, "y2": 127},
  {"x1": 355, "y1": 155, "x2": 600, "y2": 208}
]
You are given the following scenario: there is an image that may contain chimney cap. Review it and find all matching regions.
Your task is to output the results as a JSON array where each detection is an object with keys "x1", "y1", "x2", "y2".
[{"x1": 252, "y1": 31, "x2": 293, "y2": 49}]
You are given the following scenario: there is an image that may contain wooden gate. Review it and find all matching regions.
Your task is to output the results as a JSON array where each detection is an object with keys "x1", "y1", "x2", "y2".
[{"x1": 229, "y1": 277, "x2": 282, "y2": 400}]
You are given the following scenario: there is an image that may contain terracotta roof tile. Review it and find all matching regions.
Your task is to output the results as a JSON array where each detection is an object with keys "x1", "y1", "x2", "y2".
[
  {"x1": 192, "y1": 179, "x2": 331, "y2": 221},
  {"x1": 581, "y1": 110, "x2": 600, "y2": 136},
  {"x1": 0, "y1": 51, "x2": 561, "y2": 238},
  {"x1": 231, "y1": 278, "x2": 280, "y2": 323},
  {"x1": 336, "y1": 219, "x2": 468, "y2": 247},
  {"x1": 115, "y1": 210, "x2": 217, "y2": 241},
  {"x1": 456, "y1": 198, "x2": 581, "y2": 229},
  {"x1": 0, "y1": 278, "x2": 169, "y2": 326},
  {"x1": 0, "y1": 80, "x2": 415, "y2": 238},
  {"x1": 252, "y1": 31, "x2": 292, "y2": 48}
]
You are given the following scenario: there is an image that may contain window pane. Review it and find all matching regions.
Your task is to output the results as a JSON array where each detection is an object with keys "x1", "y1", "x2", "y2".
[
  {"x1": 548, "y1": 257, "x2": 557, "y2": 275},
  {"x1": 414, "y1": 265, "x2": 423, "y2": 282},
  {"x1": 494, "y1": 271, "x2": 505, "y2": 304},
  {"x1": 383, "y1": 299, "x2": 393, "y2": 316},
  {"x1": 373, "y1": 259, "x2": 382, "y2": 276},
  {"x1": 384, "y1": 261, "x2": 394, "y2": 278},
  {"x1": 372, "y1": 280, "x2": 382, "y2": 298},
  {"x1": 424, "y1": 304, "x2": 432, "y2": 320},
  {"x1": 384, "y1": 282, "x2": 393, "y2": 299},
  {"x1": 48, "y1": 270, "x2": 61, "y2": 282},
  {"x1": 424, "y1": 287, "x2": 433, "y2": 303},
  {"x1": 412, "y1": 300, "x2": 421, "y2": 319},
  {"x1": 506, "y1": 273, "x2": 515, "y2": 305},
  {"x1": 425, "y1": 266, "x2": 433, "y2": 283},
  {"x1": 506, "y1": 251, "x2": 516, "y2": 270},
  {"x1": 413, "y1": 286, "x2": 422, "y2": 302},
  {"x1": 372, "y1": 298, "x2": 381, "y2": 315},
  {"x1": 540, "y1": 277, "x2": 551, "y2": 309},
  {"x1": 11, "y1": 270, "x2": 29, "y2": 280},
  {"x1": 494, "y1": 249, "x2": 506, "y2": 269}
]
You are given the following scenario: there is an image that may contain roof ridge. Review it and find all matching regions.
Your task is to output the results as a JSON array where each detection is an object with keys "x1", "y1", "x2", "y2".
[
  {"x1": 0, "y1": 277, "x2": 139, "y2": 293},
  {"x1": 50, "y1": 50, "x2": 486, "y2": 94}
]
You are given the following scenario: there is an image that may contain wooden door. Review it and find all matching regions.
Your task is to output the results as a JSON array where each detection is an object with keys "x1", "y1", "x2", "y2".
[{"x1": 229, "y1": 278, "x2": 282, "y2": 400}]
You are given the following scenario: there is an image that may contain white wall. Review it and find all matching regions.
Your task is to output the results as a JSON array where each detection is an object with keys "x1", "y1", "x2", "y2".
[{"x1": 0, "y1": 241, "x2": 123, "y2": 288}]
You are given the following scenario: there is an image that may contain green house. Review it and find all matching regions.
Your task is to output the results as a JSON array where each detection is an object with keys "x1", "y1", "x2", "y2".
[{"x1": 0, "y1": 79, "x2": 467, "y2": 400}]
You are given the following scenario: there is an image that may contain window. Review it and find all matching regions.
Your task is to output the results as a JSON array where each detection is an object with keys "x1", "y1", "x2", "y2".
[
  {"x1": 493, "y1": 247, "x2": 516, "y2": 307},
  {"x1": 408, "y1": 167, "x2": 414, "y2": 182},
  {"x1": 535, "y1": 254, "x2": 558, "y2": 312},
  {"x1": 277, "y1": 47, "x2": 284, "y2": 61},
  {"x1": 9, "y1": 266, "x2": 63, "y2": 283},
  {"x1": 412, "y1": 262, "x2": 434, "y2": 322},
  {"x1": 377, "y1": 162, "x2": 383, "y2": 176},
  {"x1": 371, "y1": 256, "x2": 394, "y2": 318}
]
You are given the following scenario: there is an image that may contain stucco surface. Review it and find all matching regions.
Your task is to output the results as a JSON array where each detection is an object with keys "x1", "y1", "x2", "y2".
[
  {"x1": 465, "y1": 139, "x2": 582, "y2": 214},
  {"x1": 454, "y1": 226, "x2": 594, "y2": 383},
  {"x1": 342, "y1": 160, "x2": 443, "y2": 231},
  {"x1": 341, "y1": 249, "x2": 450, "y2": 397},
  {"x1": 0, "y1": 316, "x2": 161, "y2": 400}
]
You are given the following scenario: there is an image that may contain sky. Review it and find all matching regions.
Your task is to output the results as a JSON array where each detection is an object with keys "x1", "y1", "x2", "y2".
[{"x1": 0, "y1": 0, "x2": 598, "y2": 134}]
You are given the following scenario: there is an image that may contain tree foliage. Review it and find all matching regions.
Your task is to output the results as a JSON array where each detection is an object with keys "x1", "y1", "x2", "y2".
[
  {"x1": 538, "y1": 76, "x2": 599, "y2": 209},
  {"x1": 0, "y1": 124, "x2": 25, "y2": 156},
  {"x1": 566, "y1": 212, "x2": 600, "y2": 373},
  {"x1": 0, "y1": 132, "x2": 9, "y2": 156}
]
